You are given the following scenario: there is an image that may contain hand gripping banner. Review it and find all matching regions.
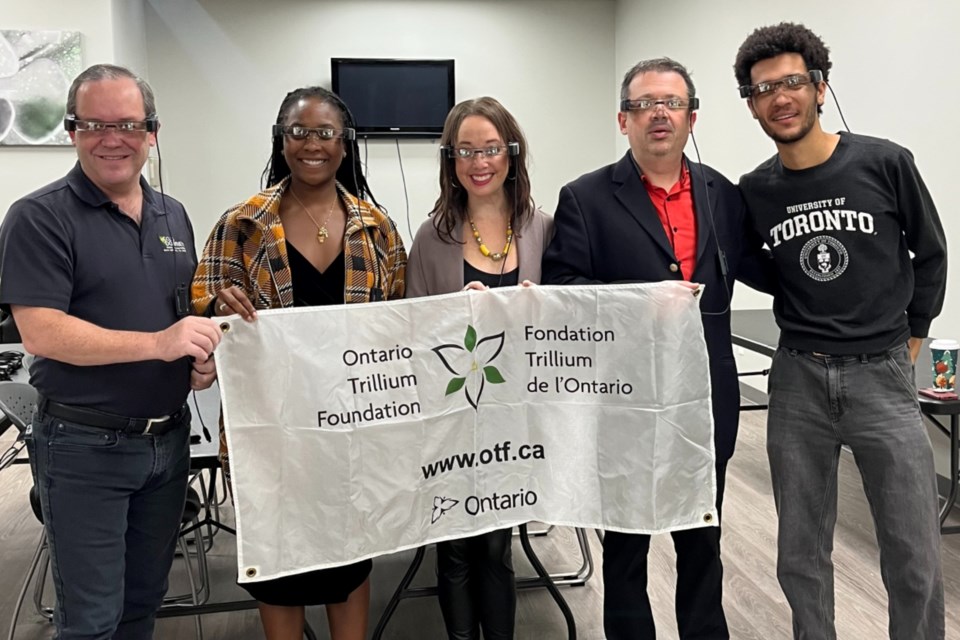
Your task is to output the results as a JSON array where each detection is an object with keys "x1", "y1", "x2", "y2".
[{"x1": 215, "y1": 282, "x2": 716, "y2": 583}]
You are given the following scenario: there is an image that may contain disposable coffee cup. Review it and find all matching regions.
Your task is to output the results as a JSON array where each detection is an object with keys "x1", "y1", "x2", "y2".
[{"x1": 930, "y1": 339, "x2": 960, "y2": 392}]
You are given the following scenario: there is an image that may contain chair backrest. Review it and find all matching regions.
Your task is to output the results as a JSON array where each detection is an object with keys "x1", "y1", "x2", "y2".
[
  {"x1": 0, "y1": 381, "x2": 37, "y2": 434},
  {"x1": 0, "y1": 311, "x2": 21, "y2": 344}
]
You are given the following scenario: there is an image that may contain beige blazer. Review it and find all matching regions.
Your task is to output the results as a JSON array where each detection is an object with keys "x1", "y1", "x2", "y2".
[{"x1": 405, "y1": 209, "x2": 554, "y2": 297}]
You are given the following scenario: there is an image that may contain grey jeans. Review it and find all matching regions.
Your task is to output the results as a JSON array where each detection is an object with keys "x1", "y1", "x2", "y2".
[{"x1": 767, "y1": 344, "x2": 944, "y2": 640}]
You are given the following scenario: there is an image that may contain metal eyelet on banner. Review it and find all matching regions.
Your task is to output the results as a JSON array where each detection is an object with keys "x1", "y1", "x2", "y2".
[
  {"x1": 703, "y1": 513, "x2": 714, "y2": 524},
  {"x1": 220, "y1": 322, "x2": 230, "y2": 333},
  {"x1": 245, "y1": 567, "x2": 257, "y2": 578}
]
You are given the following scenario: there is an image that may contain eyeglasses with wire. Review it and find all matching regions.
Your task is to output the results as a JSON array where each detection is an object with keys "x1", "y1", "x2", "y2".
[
  {"x1": 619, "y1": 97, "x2": 700, "y2": 112},
  {"x1": 68, "y1": 120, "x2": 154, "y2": 134},
  {"x1": 444, "y1": 145, "x2": 512, "y2": 161},
  {"x1": 738, "y1": 70, "x2": 823, "y2": 99},
  {"x1": 272, "y1": 125, "x2": 356, "y2": 141}
]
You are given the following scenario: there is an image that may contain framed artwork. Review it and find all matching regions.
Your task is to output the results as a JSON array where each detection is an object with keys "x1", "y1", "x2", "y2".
[{"x1": 0, "y1": 30, "x2": 82, "y2": 146}]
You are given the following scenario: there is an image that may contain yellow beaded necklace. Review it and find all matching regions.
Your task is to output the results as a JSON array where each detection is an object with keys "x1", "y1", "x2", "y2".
[{"x1": 468, "y1": 217, "x2": 513, "y2": 262}]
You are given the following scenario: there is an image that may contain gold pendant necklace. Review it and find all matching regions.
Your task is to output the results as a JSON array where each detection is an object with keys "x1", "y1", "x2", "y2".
[
  {"x1": 288, "y1": 187, "x2": 337, "y2": 244},
  {"x1": 468, "y1": 217, "x2": 513, "y2": 261}
]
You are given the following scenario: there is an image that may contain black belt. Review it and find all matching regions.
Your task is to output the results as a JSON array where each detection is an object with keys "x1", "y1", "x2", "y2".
[
  {"x1": 38, "y1": 398, "x2": 189, "y2": 436},
  {"x1": 799, "y1": 349, "x2": 890, "y2": 363}
]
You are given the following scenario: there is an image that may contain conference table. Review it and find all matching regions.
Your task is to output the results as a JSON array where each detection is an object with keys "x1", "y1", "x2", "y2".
[{"x1": 730, "y1": 310, "x2": 960, "y2": 534}]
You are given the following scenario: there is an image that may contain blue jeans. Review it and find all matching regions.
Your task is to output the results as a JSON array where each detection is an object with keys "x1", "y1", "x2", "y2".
[
  {"x1": 767, "y1": 345, "x2": 944, "y2": 640},
  {"x1": 27, "y1": 406, "x2": 191, "y2": 640}
]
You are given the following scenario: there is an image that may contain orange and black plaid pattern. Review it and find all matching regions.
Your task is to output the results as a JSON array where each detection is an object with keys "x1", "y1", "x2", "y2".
[
  {"x1": 191, "y1": 177, "x2": 406, "y2": 314},
  {"x1": 190, "y1": 177, "x2": 407, "y2": 484}
]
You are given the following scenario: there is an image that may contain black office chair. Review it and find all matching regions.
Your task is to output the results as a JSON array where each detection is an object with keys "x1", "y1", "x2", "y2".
[
  {"x1": 0, "y1": 311, "x2": 20, "y2": 344},
  {"x1": 3, "y1": 379, "x2": 207, "y2": 640},
  {"x1": 0, "y1": 382, "x2": 48, "y2": 640},
  {"x1": 8, "y1": 486, "x2": 209, "y2": 640},
  {"x1": 162, "y1": 486, "x2": 209, "y2": 640}
]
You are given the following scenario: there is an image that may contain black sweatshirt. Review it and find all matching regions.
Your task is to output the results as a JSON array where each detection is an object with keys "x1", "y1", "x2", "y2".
[{"x1": 739, "y1": 132, "x2": 947, "y2": 355}]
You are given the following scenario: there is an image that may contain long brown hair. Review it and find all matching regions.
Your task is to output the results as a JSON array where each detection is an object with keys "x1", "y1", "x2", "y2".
[{"x1": 430, "y1": 97, "x2": 534, "y2": 244}]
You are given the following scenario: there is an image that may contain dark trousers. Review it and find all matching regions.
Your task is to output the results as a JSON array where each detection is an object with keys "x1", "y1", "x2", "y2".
[
  {"x1": 436, "y1": 528, "x2": 516, "y2": 640},
  {"x1": 603, "y1": 463, "x2": 729, "y2": 640},
  {"x1": 28, "y1": 408, "x2": 191, "y2": 640}
]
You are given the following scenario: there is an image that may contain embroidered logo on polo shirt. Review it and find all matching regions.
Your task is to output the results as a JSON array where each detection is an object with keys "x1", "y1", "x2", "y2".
[
  {"x1": 158, "y1": 235, "x2": 187, "y2": 253},
  {"x1": 799, "y1": 235, "x2": 848, "y2": 282}
]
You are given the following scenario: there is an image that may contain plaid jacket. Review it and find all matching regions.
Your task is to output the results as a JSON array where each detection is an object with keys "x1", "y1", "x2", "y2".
[
  {"x1": 192, "y1": 177, "x2": 405, "y2": 313},
  {"x1": 191, "y1": 178, "x2": 406, "y2": 483}
]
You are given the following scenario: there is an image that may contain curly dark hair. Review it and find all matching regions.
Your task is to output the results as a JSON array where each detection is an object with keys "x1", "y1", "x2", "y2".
[
  {"x1": 734, "y1": 22, "x2": 832, "y2": 109},
  {"x1": 262, "y1": 86, "x2": 381, "y2": 209}
]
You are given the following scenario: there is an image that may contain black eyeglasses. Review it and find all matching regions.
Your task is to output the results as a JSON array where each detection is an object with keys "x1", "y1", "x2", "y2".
[
  {"x1": 620, "y1": 97, "x2": 700, "y2": 112},
  {"x1": 272, "y1": 125, "x2": 356, "y2": 141},
  {"x1": 739, "y1": 70, "x2": 823, "y2": 99}
]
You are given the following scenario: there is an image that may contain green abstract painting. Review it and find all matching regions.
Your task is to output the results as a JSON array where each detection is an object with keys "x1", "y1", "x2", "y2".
[{"x1": 0, "y1": 30, "x2": 82, "y2": 146}]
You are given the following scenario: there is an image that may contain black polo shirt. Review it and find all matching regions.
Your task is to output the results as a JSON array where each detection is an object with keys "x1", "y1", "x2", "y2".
[{"x1": 0, "y1": 162, "x2": 198, "y2": 416}]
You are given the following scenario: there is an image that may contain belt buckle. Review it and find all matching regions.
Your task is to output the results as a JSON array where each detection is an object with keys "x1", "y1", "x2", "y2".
[{"x1": 142, "y1": 415, "x2": 170, "y2": 435}]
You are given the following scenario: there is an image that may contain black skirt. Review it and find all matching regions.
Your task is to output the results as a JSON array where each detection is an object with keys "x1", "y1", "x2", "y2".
[{"x1": 240, "y1": 559, "x2": 372, "y2": 607}]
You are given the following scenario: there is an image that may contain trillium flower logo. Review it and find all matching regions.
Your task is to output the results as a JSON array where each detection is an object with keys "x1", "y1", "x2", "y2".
[
  {"x1": 432, "y1": 325, "x2": 506, "y2": 409},
  {"x1": 432, "y1": 496, "x2": 459, "y2": 523}
]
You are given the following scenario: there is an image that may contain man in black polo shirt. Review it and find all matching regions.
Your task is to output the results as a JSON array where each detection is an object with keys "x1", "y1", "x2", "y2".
[{"x1": 0, "y1": 64, "x2": 222, "y2": 639}]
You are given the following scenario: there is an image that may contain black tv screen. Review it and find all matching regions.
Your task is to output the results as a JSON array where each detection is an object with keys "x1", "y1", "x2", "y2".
[{"x1": 331, "y1": 58, "x2": 455, "y2": 138}]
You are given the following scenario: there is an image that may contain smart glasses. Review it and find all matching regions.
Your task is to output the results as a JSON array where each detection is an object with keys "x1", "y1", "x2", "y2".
[
  {"x1": 444, "y1": 145, "x2": 515, "y2": 161},
  {"x1": 738, "y1": 70, "x2": 823, "y2": 99},
  {"x1": 67, "y1": 119, "x2": 156, "y2": 134},
  {"x1": 619, "y1": 97, "x2": 700, "y2": 112},
  {"x1": 272, "y1": 125, "x2": 356, "y2": 141}
]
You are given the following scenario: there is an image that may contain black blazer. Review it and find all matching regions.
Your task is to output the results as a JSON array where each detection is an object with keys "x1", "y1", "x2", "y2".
[{"x1": 542, "y1": 151, "x2": 773, "y2": 463}]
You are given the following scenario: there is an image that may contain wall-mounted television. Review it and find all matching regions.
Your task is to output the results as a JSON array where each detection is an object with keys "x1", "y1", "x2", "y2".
[{"x1": 331, "y1": 58, "x2": 455, "y2": 138}]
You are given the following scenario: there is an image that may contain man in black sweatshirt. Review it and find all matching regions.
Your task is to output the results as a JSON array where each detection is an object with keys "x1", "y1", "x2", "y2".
[{"x1": 735, "y1": 22, "x2": 946, "y2": 640}]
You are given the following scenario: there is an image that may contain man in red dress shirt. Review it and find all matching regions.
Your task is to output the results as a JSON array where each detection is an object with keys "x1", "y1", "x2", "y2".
[{"x1": 543, "y1": 57, "x2": 773, "y2": 639}]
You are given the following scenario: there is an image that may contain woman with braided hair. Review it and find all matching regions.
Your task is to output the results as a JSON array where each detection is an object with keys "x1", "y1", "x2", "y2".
[{"x1": 192, "y1": 86, "x2": 406, "y2": 640}]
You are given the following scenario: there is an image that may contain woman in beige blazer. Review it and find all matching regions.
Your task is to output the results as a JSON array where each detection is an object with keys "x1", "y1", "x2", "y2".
[{"x1": 406, "y1": 97, "x2": 552, "y2": 640}]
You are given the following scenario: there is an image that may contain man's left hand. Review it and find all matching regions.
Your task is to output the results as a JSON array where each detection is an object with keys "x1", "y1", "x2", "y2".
[
  {"x1": 908, "y1": 337, "x2": 923, "y2": 363},
  {"x1": 191, "y1": 355, "x2": 217, "y2": 390}
]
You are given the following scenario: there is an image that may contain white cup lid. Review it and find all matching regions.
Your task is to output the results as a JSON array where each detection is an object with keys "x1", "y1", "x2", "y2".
[{"x1": 930, "y1": 339, "x2": 960, "y2": 350}]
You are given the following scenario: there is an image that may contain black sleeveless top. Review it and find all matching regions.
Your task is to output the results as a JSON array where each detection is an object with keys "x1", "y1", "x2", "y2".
[
  {"x1": 463, "y1": 260, "x2": 519, "y2": 289},
  {"x1": 288, "y1": 242, "x2": 345, "y2": 306}
]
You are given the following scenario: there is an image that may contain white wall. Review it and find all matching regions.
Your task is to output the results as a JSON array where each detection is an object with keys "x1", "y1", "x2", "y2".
[
  {"x1": 111, "y1": 0, "x2": 149, "y2": 78},
  {"x1": 141, "y1": 0, "x2": 617, "y2": 249},
  {"x1": 5, "y1": 1, "x2": 956, "y2": 345},
  {"x1": 0, "y1": 1, "x2": 121, "y2": 215},
  {"x1": 615, "y1": 0, "x2": 960, "y2": 385}
]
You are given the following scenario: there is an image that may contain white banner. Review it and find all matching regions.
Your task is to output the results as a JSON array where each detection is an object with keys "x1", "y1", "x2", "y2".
[{"x1": 215, "y1": 282, "x2": 716, "y2": 583}]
